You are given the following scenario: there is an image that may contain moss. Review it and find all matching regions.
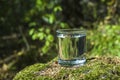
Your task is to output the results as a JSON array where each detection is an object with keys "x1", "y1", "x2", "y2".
[
  {"x1": 13, "y1": 57, "x2": 120, "y2": 80},
  {"x1": 13, "y1": 63, "x2": 49, "y2": 80}
]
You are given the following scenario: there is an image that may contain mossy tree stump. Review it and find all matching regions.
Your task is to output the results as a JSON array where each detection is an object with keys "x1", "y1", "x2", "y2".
[{"x1": 13, "y1": 57, "x2": 120, "y2": 80}]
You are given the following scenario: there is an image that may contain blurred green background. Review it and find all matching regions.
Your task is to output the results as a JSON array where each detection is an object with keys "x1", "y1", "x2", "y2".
[{"x1": 0, "y1": 0, "x2": 120, "y2": 79}]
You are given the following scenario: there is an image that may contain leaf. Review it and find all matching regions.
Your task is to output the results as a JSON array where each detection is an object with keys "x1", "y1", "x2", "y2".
[
  {"x1": 38, "y1": 28, "x2": 44, "y2": 32},
  {"x1": 47, "y1": 34, "x2": 54, "y2": 42},
  {"x1": 36, "y1": 0, "x2": 42, "y2": 5},
  {"x1": 32, "y1": 34, "x2": 38, "y2": 40},
  {"x1": 38, "y1": 32, "x2": 45, "y2": 40},
  {"x1": 49, "y1": 14, "x2": 55, "y2": 24},
  {"x1": 45, "y1": 41, "x2": 50, "y2": 46},
  {"x1": 42, "y1": 46, "x2": 48, "y2": 53},
  {"x1": 45, "y1": 28, "x2": 50, "y2": 34},
  {"x1": 42, "y1": 14, "x2": 55, "y2": 24},
  {"x1": 42, "y1": 16, "x2": 49, "y2": 23},
  {"x1": 29, "y1": 22, "x2": 37, "y2": 27},
  {"x1": 54, "y1": 6, "x2": 62, "y2": 12},
  {"x1": 29, "y1": 29, "x2": 35, "y2": 35},
  {"x1": 60, "y1": 22, "x2": 69, "y2": 28}
]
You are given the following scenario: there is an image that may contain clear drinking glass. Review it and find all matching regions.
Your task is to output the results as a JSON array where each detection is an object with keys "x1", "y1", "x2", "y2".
[{"x1": 57, "y1": 29, "x2": 86, "y2": 67}]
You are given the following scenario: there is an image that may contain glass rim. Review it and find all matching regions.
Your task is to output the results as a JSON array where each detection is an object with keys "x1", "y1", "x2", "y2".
[{"x1": 56, "y1": 29, "x2": 86, "y2": 34}]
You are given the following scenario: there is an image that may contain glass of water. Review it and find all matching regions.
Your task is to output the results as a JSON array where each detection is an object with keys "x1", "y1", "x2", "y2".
[{"x1": 57, "y1": 29, "x2": 86, "y2": 67}]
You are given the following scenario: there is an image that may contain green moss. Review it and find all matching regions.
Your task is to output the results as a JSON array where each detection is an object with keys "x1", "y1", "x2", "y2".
[
  {"x1": 13, "y1": 63, "x2": 49, "y2": 80},
  {"x1": 13, "y1": 57, "x2": 120, "y2": 80}
]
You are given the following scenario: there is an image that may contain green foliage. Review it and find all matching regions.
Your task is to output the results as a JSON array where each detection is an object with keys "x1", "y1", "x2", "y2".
[
  {"x1": 1, "y1": 0, "x2": 120, "y2": 55},
  {"x1": 29, "y1": 27, "x2": 54, "y2": 54},
  {"x1": 61, "y1": 0, "x2": 120, "y2": 28},
  {"x1": 27, "y1": 0, "x2": 68, "y2": 54},
  {"x1": 88, "y1": 24, "x2": 120, "y2": 56},
  {"x1": 27, "y1": 0, "x2": 120, "y2": 55}
]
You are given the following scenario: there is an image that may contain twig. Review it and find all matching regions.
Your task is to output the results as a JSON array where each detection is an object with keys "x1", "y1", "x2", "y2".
[{"x1": 19, "y1": 26, "x2": 30, "y2": 51}]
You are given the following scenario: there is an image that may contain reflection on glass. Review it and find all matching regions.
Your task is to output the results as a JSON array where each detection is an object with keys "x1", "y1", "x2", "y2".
[{"x1": 57, "y1": 29, "x2": 86, "y2": 67}]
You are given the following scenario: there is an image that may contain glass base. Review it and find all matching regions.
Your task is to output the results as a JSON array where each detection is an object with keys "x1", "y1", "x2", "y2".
[{"x1": 58, "y1": 58, "x2": 86, "y2": 67}]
